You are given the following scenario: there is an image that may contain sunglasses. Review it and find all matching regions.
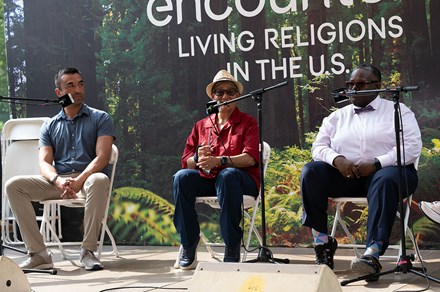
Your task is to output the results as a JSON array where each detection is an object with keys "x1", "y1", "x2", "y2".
[
  {"x1": 213, "y1": 89, "x2": 238, "y2": 97},
  {"x1": 345, "y1": 80, "x2": 379, "y2": 89}
]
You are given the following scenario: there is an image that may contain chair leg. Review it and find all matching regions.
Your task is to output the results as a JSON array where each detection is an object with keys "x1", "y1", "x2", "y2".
[
  {"x1": 243, "y1": 205, "x2": 262, "y2": 262},
  {"x1": 174, "y1": 245, "x2": 183, "y2": 269},
  {"x1": 97, "y1": 224, "x2": 120, "y2": 259},
  {"x1": 396, "y1": 195, "x2": 422, "y2": 262},
  {"x1": 55, "y1": 204, "x2": 62, "y2": 240},
  {"x1": 200, "y1": 232, "x2": 218, "y2": 259},
  {"x1": 40, "y1": 204, "x2": 70, "y2": 259},
  {"x1": 331, "y1": 202, "x2": 363, "y2": 258}
]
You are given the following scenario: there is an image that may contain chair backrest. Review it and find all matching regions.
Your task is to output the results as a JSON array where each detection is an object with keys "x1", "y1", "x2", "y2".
[
  {"x1": 241, "y1": 141, "x2": 270, "y2": 208},
  {"x1": 2, "y1": 117, "x2": 50, "y2": 189},
  {"x1": 1, "y1": 117, "x2": 50, "y2": 242},
  {"x1": 2, "y1": 117, "x2": 50, "y2": 140},
  {"x1": 2, "y1": 117, "x2": 50, "y2": 165},
  {"x1": 261, "y1": 141, "x2": 271, "y2": 179},
  {"x1": 108, "y1": 144, "x2": 119, "y2": 192},
  {"x1": 3, "y1": 140, "x2": 41, "y2": 182}
]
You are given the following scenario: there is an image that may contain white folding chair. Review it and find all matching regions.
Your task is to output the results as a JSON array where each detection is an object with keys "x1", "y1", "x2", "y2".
[
  {"x1": 174, "y1": 141, "x2": 270, "y2": 268},
  {"x1": 39, "y1": 144, "x2": 120, "y2": 259},
  {"x1": 330, "y1": 160, "x2": 420, "y2": 261},
  {"x1": 1, "y1": 117, "x2": 51, "y2": 245}
]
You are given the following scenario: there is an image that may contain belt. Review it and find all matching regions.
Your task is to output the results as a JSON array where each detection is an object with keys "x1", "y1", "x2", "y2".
[{"x1": 404, "y1": 163, "x2": 415, "y2": 169}]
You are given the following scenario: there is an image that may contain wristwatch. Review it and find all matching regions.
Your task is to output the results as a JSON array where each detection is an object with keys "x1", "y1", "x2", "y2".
[
  {"x1": 374, "y1": 158, "x2": 382, "y2": 171},
  {"x1": 50, "y1": 174, "x2": 59, "y2": 184},
  {"x1": 220, "y1": 156, "x2": 228, "y2": 166}
]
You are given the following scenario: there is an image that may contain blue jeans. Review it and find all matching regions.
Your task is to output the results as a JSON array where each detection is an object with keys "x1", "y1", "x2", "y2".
[
  {"x1": 173, "y1": 167, "x2": 258, "y2": 248},
  {"x1": 300, "y1": 161, "x2": 418, "y2": 254}
]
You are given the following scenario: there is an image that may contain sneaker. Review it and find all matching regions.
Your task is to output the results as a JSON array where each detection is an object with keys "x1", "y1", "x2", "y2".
[
  {"x1": 314, "y1": 236, "x2": 338, "y2": 269},
  {"x1": 80, "y1": 249, "x2": 103, "y2": 271},
  {"x1": 419, "y1": 201, "x2": 440, "y2": 225},
  {"x1": 224, "y1": 244, "x2": 241, "y2": 262},
  {"x1": 19, "y1": 251, "x2": 53, "y2": 269},
  {"x1": 350, "y1": 255, "x2": 382, "y2": 282},
  {"x1": 179, "y1": 237, "x2": 199, "y2": 270}
]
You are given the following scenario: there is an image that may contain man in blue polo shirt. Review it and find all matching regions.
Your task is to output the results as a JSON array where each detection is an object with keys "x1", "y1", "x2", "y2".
[{"x1": 6, "y1": 67, "x2": 115, "y2": 271}]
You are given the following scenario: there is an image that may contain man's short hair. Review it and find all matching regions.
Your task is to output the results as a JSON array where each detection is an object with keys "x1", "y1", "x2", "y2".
[
  {"x1": 54, "y1": 67, "x2": 82, "y2": 89},
  {"x1": 355, "y1": 64, "x2": 381, "y2": 82}
]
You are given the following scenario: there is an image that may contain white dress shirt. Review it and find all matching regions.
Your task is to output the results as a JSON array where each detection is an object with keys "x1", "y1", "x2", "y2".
[{"x1": 312, "y1": 96, "x2": 422, "y2": 168}]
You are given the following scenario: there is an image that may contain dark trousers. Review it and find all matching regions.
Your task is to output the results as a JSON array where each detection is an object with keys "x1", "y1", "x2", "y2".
[
  {"x1": 300, "y1": 161, "x2": 418, "y2": 253},
  {"x1": 173, "y1": 167, "x2": 258, "y2": 248}
]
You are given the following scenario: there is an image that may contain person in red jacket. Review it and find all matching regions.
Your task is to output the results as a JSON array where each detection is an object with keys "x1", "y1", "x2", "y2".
[{"x1": 173, "y1": 70, "x2": 260, "y2": 270}]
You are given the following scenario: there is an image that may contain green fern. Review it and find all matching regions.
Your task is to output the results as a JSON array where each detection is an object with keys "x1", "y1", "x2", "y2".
[{"x1": 107, "y1": 187, "x2": 180, "y2": 246}]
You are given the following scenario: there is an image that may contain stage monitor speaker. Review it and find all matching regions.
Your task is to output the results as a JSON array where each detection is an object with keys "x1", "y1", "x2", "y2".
[
  {"x1": 189, "y1": 262, "x2": 342, "y2": 292},
  {"x1": 0, "y1": 256, "x2": 32, "y2": 292}
]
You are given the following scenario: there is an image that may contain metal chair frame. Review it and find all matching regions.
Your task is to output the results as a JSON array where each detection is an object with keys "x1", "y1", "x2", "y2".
[
  {"x1": 330, "y1": 159, "x2": 420, "y2": 261},
  {"x1": 39, "y1": 145, "x2": 120, "y2": 259},
  {"x1": 174, "y1": 141, "x2": 270, "y2": 268},
  {"x1": 1, "y1": 117, "x2": 51, "y2": 245}
]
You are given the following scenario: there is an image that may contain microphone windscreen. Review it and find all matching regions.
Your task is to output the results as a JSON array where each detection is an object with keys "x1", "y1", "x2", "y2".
[
  {"x1": 58, "y1": 93, "x2": 73, "y2": 107},
  {"x1": 331, "y1": 88, "x2": 349, "y2": 103},
  {"x1": 206, "y1": 100, "x2": 219, "y2": 115}
]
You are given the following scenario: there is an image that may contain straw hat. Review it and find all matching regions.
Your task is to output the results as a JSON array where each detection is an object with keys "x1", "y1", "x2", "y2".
[{"x1": 205, "y1": 70, "x2": 244, "y2": 97}]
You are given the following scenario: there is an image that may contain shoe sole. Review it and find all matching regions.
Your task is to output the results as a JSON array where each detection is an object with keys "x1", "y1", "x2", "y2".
[
  {"x1": 80, "y1": 262, "x2": 104, "y2": 271},
  {"x1": 180, "y1": 258, "x2": 197, "y2": 270},
  {"x1": 84, "y1": 265, "x2": 104, "y2": 271},
  {"x1": 419, "y1": 203, "x2": 440, "y2": 225},
  {"x1": 21, "y1": 263, "x2": 54, "y2": 270},
  {"x1": 350, "y1": 259, "x2": 377, "y2": 276}
]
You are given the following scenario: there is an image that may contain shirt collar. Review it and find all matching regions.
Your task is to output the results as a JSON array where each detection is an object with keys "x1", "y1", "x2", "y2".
[
  {"x1": 203, "y1": 107, "x2": 241, "y2": 128},
  {"x1": 352, "y1": 96, "x2": 381, "y2": 113},
  {"x1": 55, "y1": 103, "x2": 90, "y2": 121}
]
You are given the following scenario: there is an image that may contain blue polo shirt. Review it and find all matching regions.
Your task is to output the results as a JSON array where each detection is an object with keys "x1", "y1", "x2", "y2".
[{"x1": 39, "y1": 103, "x2": 115, "y2": 174}]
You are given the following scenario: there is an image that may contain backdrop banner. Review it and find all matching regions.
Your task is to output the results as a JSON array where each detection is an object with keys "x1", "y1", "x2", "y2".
[{"x1": 3, "y1": 0, "x2": 440, "y2": 247}]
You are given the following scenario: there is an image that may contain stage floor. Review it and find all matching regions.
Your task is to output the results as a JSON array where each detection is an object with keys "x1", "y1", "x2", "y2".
[{"x1": 3, "y1": 244, "x2": 440, "y2": 291}]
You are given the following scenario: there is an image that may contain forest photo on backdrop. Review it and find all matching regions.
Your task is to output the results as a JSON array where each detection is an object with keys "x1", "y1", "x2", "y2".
[{"x1": 2, "y1": 0, "x2": 440, "y2": 249}]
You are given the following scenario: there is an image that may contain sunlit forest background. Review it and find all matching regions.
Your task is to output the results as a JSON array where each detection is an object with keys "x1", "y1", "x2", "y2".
[{"x1": 1, "y1": 0, "x2": 440, "y2": 249}]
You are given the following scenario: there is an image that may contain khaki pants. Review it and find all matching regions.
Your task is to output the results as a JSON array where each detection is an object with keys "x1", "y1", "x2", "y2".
[{"x1": 5, "y1": 173, "x2": 109, "y2": 253}]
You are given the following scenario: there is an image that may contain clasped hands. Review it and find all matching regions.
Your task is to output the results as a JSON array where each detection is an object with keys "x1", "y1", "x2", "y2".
[
  {"x1": 57, "y1": 177, "x2": 81, "y2": 199},
  {"x1": 334, "y1": 156, "x2": 376, "y2": 179},
  {"x1": 196, "y1": 144, "x2": 218, "y2": 172}
]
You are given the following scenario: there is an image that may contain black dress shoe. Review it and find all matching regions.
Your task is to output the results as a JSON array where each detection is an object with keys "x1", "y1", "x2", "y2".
[
  {"x1": 224, "y1": 244, "x2": 241, "y2": 262},
  {"x1": 350, "y1": 255, "x2": 382, "y2": 282},
  {"x1": 314, "y1": 236, "x2": 338, "y2": 269},
  {"x1": 179, "y1": 237, "x2": 199, "y2": 270}
]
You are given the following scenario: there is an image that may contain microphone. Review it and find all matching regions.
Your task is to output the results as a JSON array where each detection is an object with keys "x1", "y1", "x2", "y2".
[
  {"x1": 385, "y1": 86, "x2": 420, "y2": 93},
  {"x1": 58, "y1": 93, "x2": 74, "y2": 107},
  {"x1": 331, "y1": 88, "x2": 350, "y2": 103},
  {"x1": 331, "y1": 85, "x2": 420, "y2": 104},
  {"x1": 206, "y1": 100, "x2": 219, "y2": 115}
]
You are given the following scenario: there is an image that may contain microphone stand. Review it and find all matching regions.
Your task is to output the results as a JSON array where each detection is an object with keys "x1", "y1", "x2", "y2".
[
  {"x1": 207, "y1": 80, "x2": 290, "y2": 264},
  {"x1": 337, "y1": 86, "x2": 440, "y2": 286},
  {"x1": 0, "y1": 94, "x2": 73, "y2": 113},
  {"x1": 0, "y1": 95, "x2": 63, "y2": 104},
  {"x1": 1, "y1": 238, "x2": 57, "y2": 275}
]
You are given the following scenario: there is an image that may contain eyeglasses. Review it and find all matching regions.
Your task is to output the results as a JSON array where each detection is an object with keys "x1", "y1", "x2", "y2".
[
  {"x1": 213, "y1": 89, "x2": 238, "y2": 97},
  {"x1": 345, "y1": 80, "x2": 379, "y2": 89}
]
